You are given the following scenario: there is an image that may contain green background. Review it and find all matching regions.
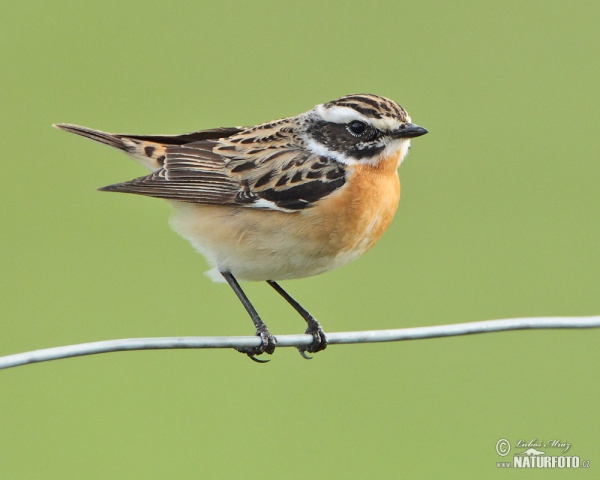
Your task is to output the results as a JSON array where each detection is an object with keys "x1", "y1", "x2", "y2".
[{"x1": 1, "y1": 1, "x2": 598, "y2": 478}]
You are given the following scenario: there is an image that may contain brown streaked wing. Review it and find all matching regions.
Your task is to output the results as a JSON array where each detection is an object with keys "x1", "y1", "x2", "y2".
[
  {"x1": 101, "y1": 121, "x2": 347, "y2": 211},
  {"x1": 99, "y1": 142, "x2": 241, "y2": 204},
  {"x1": 216, "y1": 119, "x2": 347, "y2": 210},
  {"x1": 230, "y1": 151, "x2": 346, "y2": 210}
]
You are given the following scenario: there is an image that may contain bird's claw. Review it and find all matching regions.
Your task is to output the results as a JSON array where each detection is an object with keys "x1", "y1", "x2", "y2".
[
  {"x1": 297, "y1": 322, "x2": 327, "y2": 359},
  {"x1": 236, "y1": 327, "x2": 276, "y2": 363},
  {"x1": 298, "y1": 350, "x2": 313, "y2": 360},
  {"x1": 248, "y1": 354, "x2": 270, "y2": 364}
]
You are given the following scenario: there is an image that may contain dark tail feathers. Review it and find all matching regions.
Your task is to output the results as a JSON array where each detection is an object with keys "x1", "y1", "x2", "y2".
[{"x1": 53, "y1": 123, "x2": 129, "y2": 151}]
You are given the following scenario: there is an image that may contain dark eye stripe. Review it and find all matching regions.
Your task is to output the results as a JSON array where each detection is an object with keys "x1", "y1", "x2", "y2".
[
  {"x1": 347, "y1": 145, "x2": 385, "y2": 160},
  {"x1": 306, "y1": 119, "x2": 387, "y2": 161}
]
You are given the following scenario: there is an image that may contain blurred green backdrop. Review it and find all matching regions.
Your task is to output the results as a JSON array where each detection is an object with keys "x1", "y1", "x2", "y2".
[{"x1": 1, "y1": 1, "x2": 598, "y2": 478}]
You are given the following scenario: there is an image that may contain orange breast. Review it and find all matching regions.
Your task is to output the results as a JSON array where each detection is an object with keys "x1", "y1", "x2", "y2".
[{"x1": 303, "y1": 151, "x2": 401, "y2": 260}]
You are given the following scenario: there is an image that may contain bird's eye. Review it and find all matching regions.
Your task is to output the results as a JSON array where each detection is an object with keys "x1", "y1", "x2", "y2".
[{"x1": 348, "y1": 121, "x2": 366, "y2": 135}]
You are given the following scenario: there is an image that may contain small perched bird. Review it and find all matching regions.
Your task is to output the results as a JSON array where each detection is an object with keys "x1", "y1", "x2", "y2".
[{"x1": 54, "y1": 94, "x2": 427, "y2": 361}]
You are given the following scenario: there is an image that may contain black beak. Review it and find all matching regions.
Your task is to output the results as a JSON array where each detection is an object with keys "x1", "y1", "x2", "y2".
[{"x1": 391, "y1": 123, "x2": 428, "y2": 139}]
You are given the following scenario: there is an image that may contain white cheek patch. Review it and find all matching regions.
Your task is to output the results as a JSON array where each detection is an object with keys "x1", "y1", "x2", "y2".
[
  {"x1": 304, "y1": 137, "x2": 357, "y2": 165},
  {"x1": 305, "y1": 133, "x2": 411, "y2": 167}
]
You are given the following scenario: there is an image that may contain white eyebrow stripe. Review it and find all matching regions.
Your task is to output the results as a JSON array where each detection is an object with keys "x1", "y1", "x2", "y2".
[
  {"x1": 315, "y1": 105, "x2": 404, "y2": 131},
  {"x1": 315, "y1": 104, "x2": 370, "y2": 124}
]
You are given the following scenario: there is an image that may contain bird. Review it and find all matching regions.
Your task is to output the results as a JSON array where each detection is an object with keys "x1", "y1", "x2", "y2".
[{"x1": 54, "y1": 94, "x2": 427, "y2": 362}]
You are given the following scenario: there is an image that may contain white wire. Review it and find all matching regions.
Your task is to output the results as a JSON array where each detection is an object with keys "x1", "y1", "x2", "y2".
[{"x1": 1, "y1": 316, "x2": 598, "y2": 369}]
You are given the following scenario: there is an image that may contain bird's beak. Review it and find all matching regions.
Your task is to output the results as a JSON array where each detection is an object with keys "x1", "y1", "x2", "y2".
[{"x1": 391, "y1": 123, "x2": 428, "y2": 138}]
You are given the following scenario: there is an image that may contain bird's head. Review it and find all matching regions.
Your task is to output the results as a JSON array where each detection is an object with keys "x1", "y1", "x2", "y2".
[{"x1": 301, "y1": 94, "x2": 427, "y2": 166}]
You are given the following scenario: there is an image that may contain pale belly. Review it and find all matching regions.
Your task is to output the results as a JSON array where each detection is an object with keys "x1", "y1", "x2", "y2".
[{"x1": 169, "y1": 169, "x2": 400, "y2": 282}]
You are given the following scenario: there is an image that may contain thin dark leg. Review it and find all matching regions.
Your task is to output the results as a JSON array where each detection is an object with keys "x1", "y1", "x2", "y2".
[
  {"x1": 266, "y1": 280, "x2": 327, "y2": 358},
  {"x1": 221, "y1": 271, "x2": 276, "y2": 362}
]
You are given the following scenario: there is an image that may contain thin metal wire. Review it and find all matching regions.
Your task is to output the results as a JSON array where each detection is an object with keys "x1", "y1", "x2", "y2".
[{"x1": 1, "y1": 316, "x2": 598, "y2": 370}]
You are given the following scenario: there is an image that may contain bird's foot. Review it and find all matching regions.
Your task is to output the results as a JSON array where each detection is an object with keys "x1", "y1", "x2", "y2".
[
  {"x1": 236, "y1": 326, "x2": 277, "y2": 363},
  {"x1": 298, "y1": 320, "x2": 327, "y2": 359}
]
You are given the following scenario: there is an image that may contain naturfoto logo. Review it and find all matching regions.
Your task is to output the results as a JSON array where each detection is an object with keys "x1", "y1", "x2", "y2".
[{"x1": 495, "y1": 438, "x2": 589, "y2": 469}]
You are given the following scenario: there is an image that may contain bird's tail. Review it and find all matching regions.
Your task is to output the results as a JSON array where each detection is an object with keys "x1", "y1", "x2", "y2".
[
  {"x1": 53, "y1": 123, "x2": 167, "y2": 171},
  {"x1": 53, "y1": 123, "x2": 129, "y2": 151}
]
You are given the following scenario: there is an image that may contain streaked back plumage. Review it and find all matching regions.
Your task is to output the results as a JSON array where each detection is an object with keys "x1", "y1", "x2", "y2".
[{"x1": 54, "y1": 94, "x2": 423, "y2": 212}]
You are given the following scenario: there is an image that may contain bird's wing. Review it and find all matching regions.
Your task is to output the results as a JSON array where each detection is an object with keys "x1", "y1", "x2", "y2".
[{"x1": 101, "y1": 119, "x2": 347, "y2": 211}]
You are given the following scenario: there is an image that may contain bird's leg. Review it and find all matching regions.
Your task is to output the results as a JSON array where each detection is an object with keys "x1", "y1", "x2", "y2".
[
  {"x1": 266, "y1": 280, "x2": 327, "y2": 359},
  {"x1": 221, "y1": 271, "x2": 276, "y2": 362}
]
